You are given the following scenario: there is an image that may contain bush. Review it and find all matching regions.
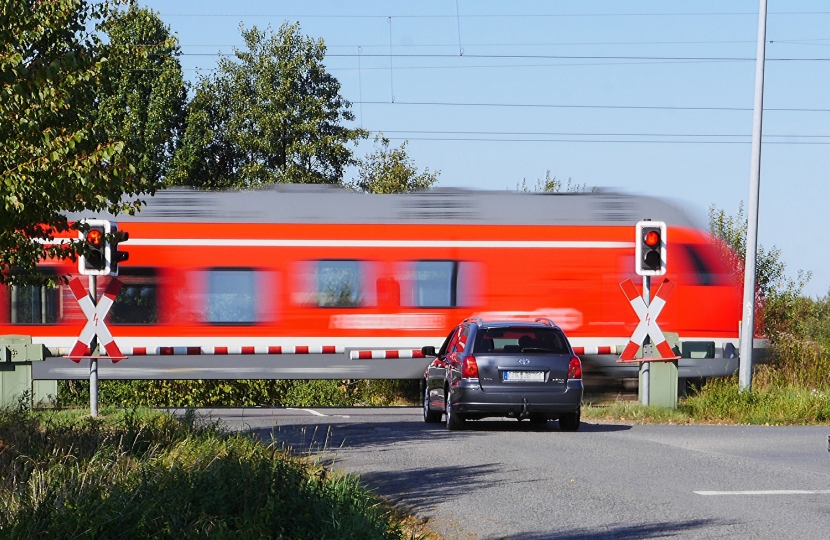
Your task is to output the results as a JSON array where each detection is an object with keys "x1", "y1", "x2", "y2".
[
  {"x1": 680, "y1": 376, "x2": 830, "y2": 425},
  {"x1": 57, "y1": 379, "x2": 421, "y2": 408},
  {"x1": 0, "y1": 407, "x2": 413, "y2": 539}
]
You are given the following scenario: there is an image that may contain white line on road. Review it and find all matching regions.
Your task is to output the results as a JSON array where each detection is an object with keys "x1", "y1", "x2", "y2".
[
  {"x1": 284, "y1": 409, "x2": 352, "y2": 418},
  {"x1": 694, "y1": 490, "x2": 830, "y2": 496},
  {"x1": 288, "y1": 408, "x2": 327, "y2": 417}
]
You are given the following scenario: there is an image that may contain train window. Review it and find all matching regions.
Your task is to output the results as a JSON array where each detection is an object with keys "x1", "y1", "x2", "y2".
[
  {"x1": 403, "y1": 260, "x2": 458, "y2": 308},
  {"x1": 9, "y1": 279, "x2": 59, "y2": 324},
  {"x1": 316, "y1": 260, "x2": 362, "y2": 307},
  {"x1": 206, "y1": 268, "x2": 256, "y2": 324},
  {"x1": 682, "y1": 244, "x2": 729, "y2": 286},
  {"x1": 109, "y1": 268, "x2": 158, "y2": 324}
]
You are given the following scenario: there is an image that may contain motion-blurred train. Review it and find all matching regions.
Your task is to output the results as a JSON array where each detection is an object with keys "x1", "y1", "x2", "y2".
[{"x1": 1, "y1": 185, "x2": 752, "y2": 381}]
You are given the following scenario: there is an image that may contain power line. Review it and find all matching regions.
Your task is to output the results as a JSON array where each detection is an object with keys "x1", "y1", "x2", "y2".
[
  {"x1": 355, "y1": 100, "x2": 830, "y2": 113},
  {"x1": 179, "y1": 52, "x2": 830, "y2": 61},
  {"x1": 159, "y1": 12, "x2": 830, "y2": 19},
  {"x1": 177, "y1": 38, "x2": 829, "y2": 49},
  {"x1": 379, "y1": 136, "x2": 830, "y2": 145},
  {"x1": 325, "y1": 59, "x2": 759, "y2": 71},
  {"x1": 376, "y1": 129, "x2": 830, "y2": 138}
]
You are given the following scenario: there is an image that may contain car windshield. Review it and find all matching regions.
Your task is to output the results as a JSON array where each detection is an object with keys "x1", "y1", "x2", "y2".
[{"x1": 473, "y1": 327, "x2": 570, "y2": 354}]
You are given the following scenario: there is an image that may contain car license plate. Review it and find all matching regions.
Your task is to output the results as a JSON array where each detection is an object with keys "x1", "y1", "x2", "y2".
[{"x1": 503, "y1": 370, "x2": 545, "y2": 382}]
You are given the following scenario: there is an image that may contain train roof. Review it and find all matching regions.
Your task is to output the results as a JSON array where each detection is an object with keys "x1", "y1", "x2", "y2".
[{"x1": 68, "y1": 185, "x2": 701, "y2": 228}]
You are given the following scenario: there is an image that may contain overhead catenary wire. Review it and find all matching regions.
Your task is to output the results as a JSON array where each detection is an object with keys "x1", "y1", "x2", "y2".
[
  {"x1": 376, "y1": 136, "x2": 830, "y2": 145},
  {"x1": 374, "y1": 129, "x2": 830, "y2": 138},
  {"x1": 159, "y1": 12, "x2": 830, "y2": 19},
  {"x1": 179, "y1": 51, "x2": 830, "y2": 61},
  {"x1": 353, "y1": 100, "x2": 830, "y2": 113}
]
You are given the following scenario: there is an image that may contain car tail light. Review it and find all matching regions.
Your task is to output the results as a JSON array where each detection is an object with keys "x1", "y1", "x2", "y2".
[
  {"x1": 462, "y1": 356, "x2": 479, "y2": 378},
  {"x1": 568, "y1": 356, "x2": 582, "y2": 379}
]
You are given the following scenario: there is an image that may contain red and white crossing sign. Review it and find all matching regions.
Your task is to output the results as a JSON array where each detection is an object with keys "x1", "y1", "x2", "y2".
[
  {"x1": 67, "y1": 278, "x2": 126, "y2": 362},
  {"x1": 619, "y1": 278, "x2": 679, "y2": 362}
]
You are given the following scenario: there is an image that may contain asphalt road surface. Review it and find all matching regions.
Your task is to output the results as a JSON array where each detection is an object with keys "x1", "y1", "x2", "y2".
[{"x1": 190, "y1": 407, "x2": 830, "y2": 539}]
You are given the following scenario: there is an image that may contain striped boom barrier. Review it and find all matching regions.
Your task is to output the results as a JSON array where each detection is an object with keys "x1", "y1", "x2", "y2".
[
  {"x1": 122, "y1": 345, "x2": 344, "y2": 356},
  {"x1": 350, "y1": 349, "x2": 427, "y2": 360},
  {"x1": 572, "y1": 346, "x2": 622, "y2": 355},
  {"x1": 619, "y1": 278, "x2": 677, "y2": 361}
]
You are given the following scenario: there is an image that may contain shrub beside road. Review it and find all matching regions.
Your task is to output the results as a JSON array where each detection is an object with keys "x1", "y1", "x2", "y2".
[{"x1": 0, "y1": 406, "x2": 424, "y2": 539}]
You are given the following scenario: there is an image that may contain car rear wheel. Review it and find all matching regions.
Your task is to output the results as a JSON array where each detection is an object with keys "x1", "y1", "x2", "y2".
[
  {"x1": 423, "y1": 384, "x2": 441, "y2": 423},
  {"x1": 559, "y1": 408, "x2": 581, "y2": 432},
  {"x1": 444, "y1": 387, "x2": 465, "y2": 430}
]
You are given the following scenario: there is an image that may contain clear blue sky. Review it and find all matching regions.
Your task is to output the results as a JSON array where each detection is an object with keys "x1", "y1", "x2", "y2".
[{"x1": 141, "y1": 0, "x2": 830, "y2": 297}]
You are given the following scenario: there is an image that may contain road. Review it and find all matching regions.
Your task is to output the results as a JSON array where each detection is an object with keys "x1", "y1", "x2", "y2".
[{"x1": 191, "y1": 407, "x2": 830, "y2": 539}]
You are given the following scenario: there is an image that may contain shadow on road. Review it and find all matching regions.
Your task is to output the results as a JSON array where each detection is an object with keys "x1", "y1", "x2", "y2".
[
  {"x1": 362, "y1": 463, "x2": 504, "y2": 509},
  {"x1": 484, "y1": 518, "x2": 729, "y2": 539},
  {"x1": 252, "y1": 419, "x2": 631, "y2": 456}
]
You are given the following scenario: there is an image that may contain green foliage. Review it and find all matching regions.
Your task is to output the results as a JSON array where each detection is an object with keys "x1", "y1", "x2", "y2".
[
  {"x1": 680, "y1": 377, "x2": 830, "y2": 424},
  {"x1": 350, "y1": 133, "x2": 440, "y2": 194},
  {"x1": 94, "y1": 0, "x2": 187, "y2": 186},
  {"x1": 708, "y1": 202, "x2": 811, "y2": 337},
  {"x1": 516, "y1": 170, "x2": 591, "y2": 193},
  {"x1": 0, "y1": 408, "x2": 411, "y2": 538},
  {"x1": 584, "y1": 380, "x2": 830, "y2": 425},
  {"x1": 57, "y1": 379, "x2": 421, "y2": 408},
  {"x1": 0, "y1": 0, "x2": 162, "y2": 286},
  {"x1": 169, "y1": 22, "x2": 367, "y2": 189}
]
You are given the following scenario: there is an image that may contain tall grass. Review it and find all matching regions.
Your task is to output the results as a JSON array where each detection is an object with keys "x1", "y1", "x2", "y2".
[
  {"x1": 0, "y1": 405, "x2": 417, "y2": 539},
  {"x1": 586, "y1": 293, "x2": 830, "y2": 425}
]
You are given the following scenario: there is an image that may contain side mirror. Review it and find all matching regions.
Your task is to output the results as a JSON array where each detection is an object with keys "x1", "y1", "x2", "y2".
[{"x1": 421, "y1": 346, "x2": 437, "y2": 357}]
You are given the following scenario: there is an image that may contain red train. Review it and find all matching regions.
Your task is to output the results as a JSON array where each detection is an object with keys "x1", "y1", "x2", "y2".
[{"x1": 2, "y1": 186, "x2": 747, "y2": 380}]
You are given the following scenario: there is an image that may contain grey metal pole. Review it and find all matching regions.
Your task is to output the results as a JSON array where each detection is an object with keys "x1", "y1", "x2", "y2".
[
  {"x1": 89, "y1": 275, "x2": 98, "y2": 417},
  {"x1": 642, "y1": 275, "x2": 651, "y2": 406},
  {"x1": 739, "y1": 0, "x2": 768, "y2": 392}
]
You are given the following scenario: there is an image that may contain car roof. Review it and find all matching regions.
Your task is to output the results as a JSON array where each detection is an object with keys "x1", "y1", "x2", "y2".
[{"x1": 473, "y1": 320, "x2": 563, "y2": 330}]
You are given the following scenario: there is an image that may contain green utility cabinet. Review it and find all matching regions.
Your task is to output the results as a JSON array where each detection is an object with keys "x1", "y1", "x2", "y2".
[
  {"x1": 639, "y1": 360, "x2": 679, "y2": 408},
  {"x1": 637, "y1": 332, "x2": 680, "y2": 408},
  {"x1": 0, "y1": 335, "x2": 56, "y2": 407}
]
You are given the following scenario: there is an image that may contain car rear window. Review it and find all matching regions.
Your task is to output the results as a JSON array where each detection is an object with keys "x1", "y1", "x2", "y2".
[{"x1": 473, "y1": 327, "x2": 570, "y2": 354}]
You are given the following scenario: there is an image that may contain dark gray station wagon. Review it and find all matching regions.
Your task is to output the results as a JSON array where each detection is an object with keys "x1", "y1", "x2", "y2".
[{"x1": 422, "y1": 318, "x2": 583, "y2": 430}]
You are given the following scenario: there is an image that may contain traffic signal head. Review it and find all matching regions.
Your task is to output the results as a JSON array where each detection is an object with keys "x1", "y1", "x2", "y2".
[
  {"x1": 79, "y1": 219, "x2": 111, "y2": 275},
  {"x1": 110, "y1": 225, "x2": 129, "y2": 276},
  {"x1": 635, "y1": 220, "x2": 667, "y2": 276}
]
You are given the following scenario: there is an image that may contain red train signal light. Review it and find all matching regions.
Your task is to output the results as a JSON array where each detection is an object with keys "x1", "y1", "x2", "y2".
[
  {"x1": 78, "y1": 220, "x2": 129, "y2": 276},
  {"x1": 635, "y1": 221, "x2": 666, "y2": 276},
  {"x1": 79, "y1": 220, "x2": 110, "y2": 275}
]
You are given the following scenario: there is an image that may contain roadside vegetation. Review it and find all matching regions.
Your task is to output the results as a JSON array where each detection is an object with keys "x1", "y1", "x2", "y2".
[
  {"x1": 57, "y1": 379, "x2": 420, "y2": 408},
  {"x1": 0, "y1": 403, "x2": 427, "y2": 539},
  {"x1": 587, "y1": 204, "x2": 830, "y2": 425}
]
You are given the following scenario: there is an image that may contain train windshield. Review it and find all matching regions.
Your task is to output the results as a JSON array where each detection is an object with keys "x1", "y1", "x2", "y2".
[{"x1": 473, "y1": 327, "x2": 570, "y2": 354}]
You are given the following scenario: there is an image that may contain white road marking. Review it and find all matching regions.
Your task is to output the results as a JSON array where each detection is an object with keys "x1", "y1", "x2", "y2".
[
  {"x1": 694, "y1": 490, "x2": 830, "y2": 496},
  {"x1": 284, "y1": 409, "x2": 349, "y2": 418},
  {"x1": 288, "y1": 408, "x2": 327, "y2": 417}
]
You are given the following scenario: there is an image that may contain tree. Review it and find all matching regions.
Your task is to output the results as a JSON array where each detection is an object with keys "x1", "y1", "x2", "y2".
[
  {"x1": 350, "y1": 134, "x2": 440, "y2": 194},
  {"x1": 709, "y1": 202, "x2": 811, "y2": 336},
  {"x1": 169, "y1": 22, "x2": 367, "y2": 189},
  {"x1": 94, "y1": 1, "x2": 186, "y2": 186},
  {"x1": 1, "y1": 0, "x2": 157, "y2": 286},
  {"x1": 516, "y1": 170, "x2": 592, "y2": 193}
]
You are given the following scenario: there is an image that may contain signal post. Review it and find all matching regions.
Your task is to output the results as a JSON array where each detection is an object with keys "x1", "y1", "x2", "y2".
[
  {"x1": 623, "y1": 220, "x2": 680, "y2": 407},
  {"x1": 74, "y1": 219, "x2": 129, "y2": 416}
]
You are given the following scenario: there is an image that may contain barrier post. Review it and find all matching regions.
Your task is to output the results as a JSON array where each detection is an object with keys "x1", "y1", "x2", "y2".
[
  {"x1": 641, "y1": 275, "x2": 650, "y2": 406},
  {"x1": 89, "y1": 275, "x2": 98, "y2": 417}
]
